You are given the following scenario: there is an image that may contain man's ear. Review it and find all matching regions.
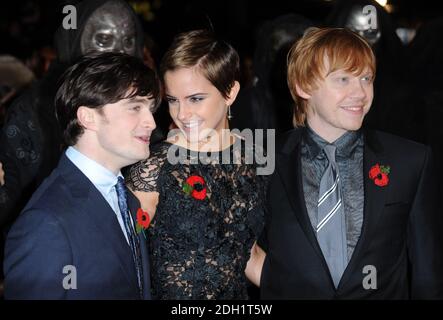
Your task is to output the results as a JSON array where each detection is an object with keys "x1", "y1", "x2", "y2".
[
  {"x1": 295, "y1": 84, "x2": 311, "y2": 99},
  {"x1": 226, "y1": 81, "x2": 241, "y2": 106},
  {"x1": 77, "y1": 106, "x2": 97, "y2": 131}
]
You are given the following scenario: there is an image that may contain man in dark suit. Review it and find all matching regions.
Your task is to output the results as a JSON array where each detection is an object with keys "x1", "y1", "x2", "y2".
[
  {"x1": 245, "y1": 27, "x2": 443, "y2": 299},
  {"x1": 3, "y1": 52, "x2": 160, "y2": 299}
]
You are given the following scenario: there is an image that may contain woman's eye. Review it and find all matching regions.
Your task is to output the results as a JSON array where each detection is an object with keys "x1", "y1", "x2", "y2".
[
  {"x1": 361, "y1": 75, "x2": 373, "y2": 82},
  {"x1": 190, "y1": 96, "x2": 203, "y2": 103},
  {"x1": 131, "y1": 105, "x2": 141, "y2": 111}
]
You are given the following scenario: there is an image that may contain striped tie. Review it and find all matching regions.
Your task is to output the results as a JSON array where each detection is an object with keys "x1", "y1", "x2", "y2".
[
  {"x1": 115, "y1": 176, "x2": 144, "y2": 298},
  {"x1": 316, "y1": 144, "x2": 347, "y2": 288}
]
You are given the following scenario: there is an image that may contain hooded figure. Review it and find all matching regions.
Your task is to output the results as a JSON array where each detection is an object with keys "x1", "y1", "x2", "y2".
[
  {"x1": 0, "y1": 0, "x2": 144, "y2": 228},
  {"x1": 408, "y1": 17, "x2": 443, "y2": 200},
  {"x1": 230, "y1": 13, "x2": 313, "y2": 134},
  {"x1": 326, "y1": 0, "x2": 424, "y2": 143}
]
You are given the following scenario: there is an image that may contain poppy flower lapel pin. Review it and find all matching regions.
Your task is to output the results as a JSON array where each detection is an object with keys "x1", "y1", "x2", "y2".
[
  {"x1": 182, "y1": 175, "x2": 207, "y2": 200},
  {"x1": 369, "y1": 163, "x2": 390, "y2": 187},
  {"x1": 135, "y1": 208, "x2": 150, "y2": 235}
]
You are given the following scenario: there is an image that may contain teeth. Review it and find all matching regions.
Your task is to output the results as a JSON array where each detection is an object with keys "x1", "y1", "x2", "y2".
[{"x1": 183, "y1": 122, "x2": 200, "y2": 128}]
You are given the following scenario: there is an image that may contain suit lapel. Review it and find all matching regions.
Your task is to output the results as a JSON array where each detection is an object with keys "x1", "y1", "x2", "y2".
[
  {"x1": 128, "y1": 191, "x2": 151, "y2": 300},
  {"x1": 278, "y1": 129, "x2": 390, "y2": 290},
  {"x1": 59, "y1": 155, "x2": 140, "y2": 293},
  {"x1": 338, "y1": 129, "x2": 388, "y2": 289},
  {"x1": 276, "y1": 130, "x2": 328, "y2": 266}
]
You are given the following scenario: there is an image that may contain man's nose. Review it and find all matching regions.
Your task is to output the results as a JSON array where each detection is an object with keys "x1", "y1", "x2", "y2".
[
  {"x1": 351, "y1": 80, "x2": 367, "y2": 99},
  {"x1": 142, "y1": 109, "x2": 156, "y2": 130}
]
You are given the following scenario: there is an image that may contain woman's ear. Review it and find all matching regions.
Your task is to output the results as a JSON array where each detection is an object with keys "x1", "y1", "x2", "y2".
[
  {"x1": 226, "y1": 81, "x2": 241, "y2": 106},
  {"x1": 295, "y1": 84, "x2": 311, "y2": 99},
  {"x1": 77, "y1": 106, "x2": 97, "y2": 131}
]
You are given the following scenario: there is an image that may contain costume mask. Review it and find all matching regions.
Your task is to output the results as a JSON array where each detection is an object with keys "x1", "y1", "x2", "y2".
[
  {"x1": 80, "y1": 0, "x2": 137, "y2": 55},
  {"x1": 345, "y1": 5, "x2": 381, "y2": 46}
]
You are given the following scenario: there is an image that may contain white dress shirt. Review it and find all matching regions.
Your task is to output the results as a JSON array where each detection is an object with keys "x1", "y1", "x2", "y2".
[{"x1": 66, "y1": 146, "x2": 130, "y2": 244}]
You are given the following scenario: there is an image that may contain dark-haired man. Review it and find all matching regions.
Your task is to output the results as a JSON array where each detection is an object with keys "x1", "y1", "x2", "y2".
[
  {"x1": 4, "y1": 52, "x2": 160, "y2": 299},
  {"x1": 0, "y1": 0, "x2": 146, "y2": 229}
]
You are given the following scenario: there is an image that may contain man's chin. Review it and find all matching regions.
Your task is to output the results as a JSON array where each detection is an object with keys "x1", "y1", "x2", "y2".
[
  {"x1": 349, "y1": 123, "x2": 364, "y2": 131},
  {"x1": 128, "y1": 151, "x2": 150, "y2": 165},
  {"x1": 343, "y1": 119, "x2": 364, "y2": 131}
]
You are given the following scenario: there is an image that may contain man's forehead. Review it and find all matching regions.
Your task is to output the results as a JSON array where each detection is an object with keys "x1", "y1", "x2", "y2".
[
  {"x1": 322, "y1": 54, "x2": 372, "y2": 76},
  {"x1": 124, "y1": 96, "x2": 154, "y2": 103}
]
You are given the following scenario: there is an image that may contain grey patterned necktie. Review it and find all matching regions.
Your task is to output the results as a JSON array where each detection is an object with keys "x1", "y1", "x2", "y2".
[{"x1": 316, "y1": 144, "x2": 347, "y2": 288}]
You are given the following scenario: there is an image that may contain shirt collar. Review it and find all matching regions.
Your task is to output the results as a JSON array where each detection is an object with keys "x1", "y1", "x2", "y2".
[
  {"x1": 65, "y1": 146, "x2": 122, "y2": 195},
  {"x1": 302, "y1": 125, "x2": 362, "y2": 161}
]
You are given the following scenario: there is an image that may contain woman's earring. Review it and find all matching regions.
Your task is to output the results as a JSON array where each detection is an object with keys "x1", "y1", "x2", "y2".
[{"x1": 227, "y1": 105, "x2": 233, "y2": 120}]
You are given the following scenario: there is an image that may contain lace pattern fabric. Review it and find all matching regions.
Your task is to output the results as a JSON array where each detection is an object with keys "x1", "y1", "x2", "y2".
[{"x1": 127, "y1": 140, "x2": 266, "y2": 299}]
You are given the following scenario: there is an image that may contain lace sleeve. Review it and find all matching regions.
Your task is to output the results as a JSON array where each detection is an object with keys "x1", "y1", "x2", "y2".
[
  {"x1": 126, "y1": 143, "x2": 169, "y2": 193},
  {"x1": 243, "y1": 143, "x2": 269, "y2": 238}
]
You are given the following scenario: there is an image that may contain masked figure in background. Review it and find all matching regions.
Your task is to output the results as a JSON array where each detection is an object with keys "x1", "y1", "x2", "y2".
[
  {"x1": 0, "y1": 0, "x2": 145, "y2": 228},
  {"x1": 230, "y1": 14, "x2": 313, "y2": 135},
  {"x1": 326, "y1": 0, "x2": 424, "y2": 143},
  {"x1": 408, "y1": 17, "x2": 443, "y2": 203}
]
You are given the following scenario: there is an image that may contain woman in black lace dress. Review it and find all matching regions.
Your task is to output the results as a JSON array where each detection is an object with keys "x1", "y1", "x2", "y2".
[{"x1": 126, "y1": 30, "x2": 266, "y2": 299}]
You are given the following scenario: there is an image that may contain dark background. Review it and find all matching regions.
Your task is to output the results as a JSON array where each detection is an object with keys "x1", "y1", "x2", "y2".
[{"x1": 1, "y1": 0, "x2": 441, "y2": 66}]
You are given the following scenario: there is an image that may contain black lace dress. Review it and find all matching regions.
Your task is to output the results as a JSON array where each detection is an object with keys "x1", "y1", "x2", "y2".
[{"x1": 127, "y1": 139, "x2": 266, "y2": 299}]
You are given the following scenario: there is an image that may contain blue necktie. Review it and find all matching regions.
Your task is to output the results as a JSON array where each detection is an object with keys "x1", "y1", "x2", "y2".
[
  {"x1": 115, "y1": 176, "x2": 144, "y2": 298},
  {"x1": 316, "y1": 145, "x2": 347, "y2": 288}
]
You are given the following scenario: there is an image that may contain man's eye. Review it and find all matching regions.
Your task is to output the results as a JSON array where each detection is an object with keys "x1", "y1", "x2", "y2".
[
  {"x1": 361, "y1": 75, "x2": 373, "y2": 82},
  {"x1": 167, "y1": 97, "x2": 178, "y2": 104},
  {"x1": 95, "y1": 34, "x2": 113, "y2": 47}
]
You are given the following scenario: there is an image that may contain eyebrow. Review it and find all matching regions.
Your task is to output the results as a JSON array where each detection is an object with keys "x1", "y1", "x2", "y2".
[
  {"x1": 126, "y1": 97, "x2": 149, "y2": 104},
  {"x1": 166, "y1": 93, "x2": 208, "y2": 99},
  {"x1": 328, "y1": 70, "x2": 373, "y2": 76}
]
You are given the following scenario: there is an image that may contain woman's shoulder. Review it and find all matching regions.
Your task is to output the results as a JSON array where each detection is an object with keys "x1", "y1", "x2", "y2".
[
  {"x1": 150, "y1": 141, "x2": 172, "y2": 157},
  {"x1": 139, "y1": 141, "x2": 174, "y2": 167},
  {"x1": 125, "y1": 141, "x2": 172, "y2": 192}
]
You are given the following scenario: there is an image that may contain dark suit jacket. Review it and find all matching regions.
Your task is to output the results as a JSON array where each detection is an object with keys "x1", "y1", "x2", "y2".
[
  {"x1": 3, "y1": 154, "x2": 151, "y2": 299},
  {"x1": 259, "y1": 128, "x2": 443, "y2": 299}
]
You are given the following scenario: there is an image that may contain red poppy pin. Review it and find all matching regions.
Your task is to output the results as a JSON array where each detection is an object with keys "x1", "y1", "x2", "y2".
[
  {"x1": 135, "y1": 208, "x2": 150, "y2": 234},
  {"x1": 369, "y1": 163, "x2": 390, "y2": 187},
  {"x1": 182, "y1": 175, "x2": 207, "y2": 200}
]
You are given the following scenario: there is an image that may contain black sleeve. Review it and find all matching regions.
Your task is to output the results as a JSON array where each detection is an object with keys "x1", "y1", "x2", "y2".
[{"x1": 408, "y1": 146, "x2": 443, "y2": 299}]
